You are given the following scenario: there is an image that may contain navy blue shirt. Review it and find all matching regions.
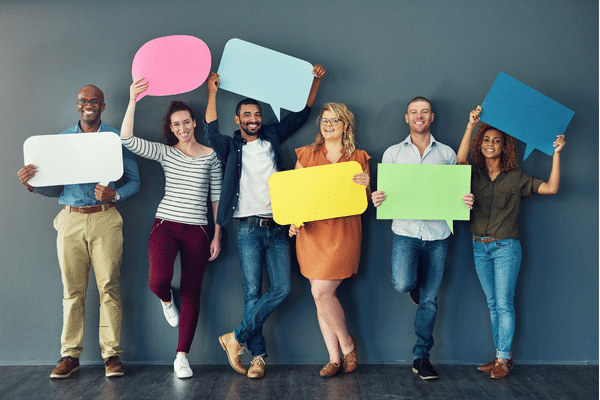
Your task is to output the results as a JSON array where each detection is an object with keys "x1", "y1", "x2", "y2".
[{"x1": 203, "y1": 106, "x2": 311, "y2": 228}]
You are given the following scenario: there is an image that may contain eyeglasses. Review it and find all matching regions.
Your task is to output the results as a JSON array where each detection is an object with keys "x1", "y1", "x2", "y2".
[
  {"x1": 319, "y1": 118, "x2": 343, "y2": 126},
  {"x1": 76, "y1": 99, "x2": 103, "y2": 107}
]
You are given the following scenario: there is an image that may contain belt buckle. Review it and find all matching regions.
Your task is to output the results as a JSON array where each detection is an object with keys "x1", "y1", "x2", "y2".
[{"x1": 259, "y1": 219, "x2": 269, "y2": 228}]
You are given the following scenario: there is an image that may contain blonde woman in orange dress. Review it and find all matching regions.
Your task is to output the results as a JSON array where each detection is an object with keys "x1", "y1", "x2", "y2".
[{"x1": 289, "y1": 103, "x2": 370, "y2": 377}]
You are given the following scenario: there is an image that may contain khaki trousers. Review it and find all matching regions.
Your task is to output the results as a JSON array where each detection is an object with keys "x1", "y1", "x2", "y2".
[{"x1": 53, "y1": 207, "x2": 123, "y2": 359}]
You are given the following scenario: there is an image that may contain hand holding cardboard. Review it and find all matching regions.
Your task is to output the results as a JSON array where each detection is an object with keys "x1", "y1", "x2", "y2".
[
  {"x1": 23, "y1": 132, "x2": 123, "y2": 187},
  {"x1": 376, "y1": 164, "x2": 471, "y2": 233},
  {"x1": 269, "y1": 161, "x2": 368, "y2": 227},
  {"x1": 481, "y1": 72, "x2": 574, "y2": 159},
  {"x1": 217, "y1": 38, "x2": 314, "y2": 121},
  {"x1": 131, "y1": 35, "x2": 211, "y2": 101}
]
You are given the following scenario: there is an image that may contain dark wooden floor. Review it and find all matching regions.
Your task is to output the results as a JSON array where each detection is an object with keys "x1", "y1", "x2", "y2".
[{"x1": 0, "y1": 364, "x2": 597, "y2": 400}]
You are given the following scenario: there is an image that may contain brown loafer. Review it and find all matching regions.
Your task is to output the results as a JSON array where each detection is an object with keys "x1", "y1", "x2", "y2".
[
  {"x1": 320, "y1": 362, "x2": 342, "y2": 378},
  {"x1": 343, "y1": 335, "x2": 358, "y2": 373},
  {"x1": 478, "y1": 358, "x2": 513, "y2": 372},
  {"x1": 477, "y1": 359, "x2": 497, "y2": 372},
  {"x1": 219, "y1": 332, "x2": 247, "y2": 375},
  {"x1": 490, "y1": 360, "x2": 513, "y2": 379}
]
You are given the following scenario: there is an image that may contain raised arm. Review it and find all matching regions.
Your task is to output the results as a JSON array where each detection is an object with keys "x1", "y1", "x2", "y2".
[
  {"x1": 120, "y1": 78, "x2": 149, "y2": 139},
  {"x1": 305, "y1": 64, "x2": 326, "y2": 108},
  {"x1": 457, "y1": 105, "x2": 481, "y2": 165},
  {"x1": 205, "y1": 73, "x2": 219, "y2": 124},
  {"x1": 537, "y1": 135, "x2": 565, "y2": 195}
]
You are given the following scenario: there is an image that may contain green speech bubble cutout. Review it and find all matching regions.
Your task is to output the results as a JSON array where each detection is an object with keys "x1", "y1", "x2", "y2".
[{"x1": 376, "y1": 164, "x2": 471, "y2": 233}]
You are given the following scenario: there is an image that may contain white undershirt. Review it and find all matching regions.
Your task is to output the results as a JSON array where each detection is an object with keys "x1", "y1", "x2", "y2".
[{"x1": 234, "y1": 138, "x2": 278, "y2": 218}]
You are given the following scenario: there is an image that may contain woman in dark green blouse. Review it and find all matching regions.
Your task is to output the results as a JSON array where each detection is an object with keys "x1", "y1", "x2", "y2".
[{"x1": 458, "y1": 106, "x2": 565, "y2": 379}]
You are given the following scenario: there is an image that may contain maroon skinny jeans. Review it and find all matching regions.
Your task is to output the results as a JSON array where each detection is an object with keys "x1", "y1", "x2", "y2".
[{"x1": 148, "y1": 218, "x2": 210, "y2": 353}]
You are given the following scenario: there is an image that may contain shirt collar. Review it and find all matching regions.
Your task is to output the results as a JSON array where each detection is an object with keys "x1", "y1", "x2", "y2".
[
  {"x1": 401, "y1": 133, "x2": 438, "y2": 146},
  {"x1": 76, "y1": 120, "x2": 105, "y2": 133}
]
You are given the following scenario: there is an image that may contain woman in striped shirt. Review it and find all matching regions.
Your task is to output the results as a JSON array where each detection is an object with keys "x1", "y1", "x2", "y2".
[{"x1": 120, "y1": 78, "x2": 223, "y2": 379}]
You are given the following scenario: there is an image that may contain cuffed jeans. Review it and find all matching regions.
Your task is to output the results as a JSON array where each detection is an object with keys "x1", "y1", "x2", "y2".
[
  {"x1": 473, "y1": 237, "x2": 522, "y2": 360},
  {"x1": 53, "y1": 207, "x2": 123, "y2": 359},
  {"x1": 234, "y1": 222, "x2": 291, "y2": 357},
  {"x1": 391, "y1": 234, "x2": 449, "y2": 360}
]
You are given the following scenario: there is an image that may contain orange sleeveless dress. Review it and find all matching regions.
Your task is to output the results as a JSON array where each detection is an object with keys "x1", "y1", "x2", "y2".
[{"x1": 294, "y1": 146, "x2": 371, "y2": 280}]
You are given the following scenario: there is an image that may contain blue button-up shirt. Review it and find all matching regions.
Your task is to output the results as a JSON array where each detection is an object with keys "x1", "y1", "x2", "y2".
[
  {"x1": 33, "y1": 122, "x2": 141, "y2": 206},
  {"x1": 381, "y1": 133, "x2": 457, "y2": 241}
]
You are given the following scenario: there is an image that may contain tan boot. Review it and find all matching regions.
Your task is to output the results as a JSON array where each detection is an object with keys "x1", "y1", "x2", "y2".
[
  {"x1": 219, "y1": 332, "x2": 247, "y2": 375},
  {"x1": 247, "y1": 356, "x2": 265, "y2": 379}
]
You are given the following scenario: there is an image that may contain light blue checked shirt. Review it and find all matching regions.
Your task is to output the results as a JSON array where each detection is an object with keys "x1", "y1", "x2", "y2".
[{"x1": 381, "y1": 134, "x2": 457, "y2": 241}]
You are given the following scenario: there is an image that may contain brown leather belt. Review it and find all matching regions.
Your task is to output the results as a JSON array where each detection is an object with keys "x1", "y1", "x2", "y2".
[
  {"x1": 63, "y1": 203, "x2": 115, "y2": 214},
  {"x1": 473, "y1": 236, "x2": 495, "y2": 243}
]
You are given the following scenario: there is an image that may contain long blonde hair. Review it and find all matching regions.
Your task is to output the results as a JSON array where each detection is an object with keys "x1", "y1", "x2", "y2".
[{"x1": 310, "y1": 103, "x2": 356, "y2": 159}]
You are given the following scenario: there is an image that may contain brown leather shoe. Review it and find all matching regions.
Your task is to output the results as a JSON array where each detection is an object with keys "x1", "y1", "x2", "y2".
[
  {"x1": 247, "y1": 356, "x2": 265, "y2": 379},
  {"x1": 104, "y1": 356, "x2": 124, "y2": 377},
  {"x1": 50, "y1": 356, "x2": 80, "y2": 378},
  {"x1": 490, "y1": 360, "x2": 512, "y2": 379},
  {"x1": 320, "y1": 362, "x2": 342, "y2": 378},
  {"x1": 219, "y1": 332, "x2": 247, "y2": 375},
  {"x1": 478, "y1": 358, "x2": 513, "y2": 372},
  {"x1": 343, "y1": 335, "x2": 358, "y2": 373}
]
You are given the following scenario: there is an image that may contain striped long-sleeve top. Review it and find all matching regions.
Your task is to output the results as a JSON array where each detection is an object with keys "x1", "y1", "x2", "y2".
[{"x1": 122, "y1": 136, "x2": 222, "y2": 225}]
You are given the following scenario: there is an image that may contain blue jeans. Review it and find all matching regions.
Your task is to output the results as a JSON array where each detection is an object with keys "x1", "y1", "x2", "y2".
[
  {"x1": 473, "y1": 237, "x2": 522, "y2": 360},
  {"x1": 391, "y1": 234, "x2": 449, "y2": 360},
  {"x1": 234, "y1": 222, "x2": 291, "y2": 357}
]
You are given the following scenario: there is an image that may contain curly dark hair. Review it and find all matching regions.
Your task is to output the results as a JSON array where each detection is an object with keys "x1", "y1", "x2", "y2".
[
  {"x1": 162, "y1": 101, "x2": 196, "y2": 146},
  {"x1": 471, "y1": 123, "x2": 518, "y2": 172}
]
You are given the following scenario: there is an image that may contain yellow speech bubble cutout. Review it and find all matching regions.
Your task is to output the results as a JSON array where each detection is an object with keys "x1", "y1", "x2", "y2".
[{"x1": 269, "y1": 161, "x2": 367, "y2": 227}]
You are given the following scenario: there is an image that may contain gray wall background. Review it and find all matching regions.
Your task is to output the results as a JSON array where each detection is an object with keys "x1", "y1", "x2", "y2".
[{"x1": 1, "y1": 0, "x2": 597, "y2": 365}]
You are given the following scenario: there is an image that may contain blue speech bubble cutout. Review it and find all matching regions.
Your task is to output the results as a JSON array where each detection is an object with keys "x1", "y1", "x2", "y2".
[
  {"x1": 480, "y1": 72, "x2": 574, "y2": 159},
  {"x1": 217, "y1": 38, "x2": 314, "y2": 121}
]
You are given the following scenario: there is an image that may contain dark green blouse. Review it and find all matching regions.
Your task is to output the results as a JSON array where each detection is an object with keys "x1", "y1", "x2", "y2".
[{"x1": 470, "y1": 167, "x2": 543, "y2": 240}]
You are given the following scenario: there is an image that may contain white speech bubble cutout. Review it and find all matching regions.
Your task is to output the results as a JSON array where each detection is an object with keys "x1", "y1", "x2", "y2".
[
  {"x1": 217, "y1": 38, "x2": 314, "y2": 121},
  {"x1": 23, "y1": 132, "x2": 123, "y2": 187}
]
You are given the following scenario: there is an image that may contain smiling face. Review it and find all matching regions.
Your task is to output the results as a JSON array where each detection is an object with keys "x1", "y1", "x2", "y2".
[
  {"x1": 405, "y1": 100, "x2": 434, "y2": 134},
  {"x1": 170, "y1": 110, "x2": 196, "y2": 144},
  {"x1": 76, "y1": 85, "x2": 105, "y2": 129},
  {"x1": 319, "y1": 110, "x2": 345, "y2": 142},
  {"x1": 235, "y1": 104, "x2": 262, "y2": 139},
  {"x1": 481, "y1": 129, "x2": 504, "y2": 159}
]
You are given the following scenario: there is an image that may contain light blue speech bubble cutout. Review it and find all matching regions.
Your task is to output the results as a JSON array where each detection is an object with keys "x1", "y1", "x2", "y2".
[
  {"x1": 217, "y1": 38, "x2": 314, "y2": 121},
  {"x1": 480, "y1": 72, "x2": 574, "y2": 159}
]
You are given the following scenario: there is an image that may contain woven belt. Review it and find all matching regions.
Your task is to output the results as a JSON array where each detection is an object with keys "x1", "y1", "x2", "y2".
[
  {"x1": 473, "y1": 236, "x2": 495, "y2": 243},
  {"x1": 63, "y1": 203, "x2": 115, "y2": 214},
  {"x1": 238, "y1": 216, "x2": 278, "y2": 228}
]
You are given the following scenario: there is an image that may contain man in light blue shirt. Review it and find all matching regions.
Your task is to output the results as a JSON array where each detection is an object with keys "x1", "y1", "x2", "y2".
[
  {"x1": 372, "y1": 97, "x2": 456, "y2": 380},
  {"x1": 18, "y1": 85, "x2": 140, "y2": 379}
]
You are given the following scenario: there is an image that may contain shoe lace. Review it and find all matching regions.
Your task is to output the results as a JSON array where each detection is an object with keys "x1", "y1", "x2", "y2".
[
  {"x1": 165, "y1": 305, "x2": 177, "y2": 319},
  {"x1": 105, "y1": 356, "x2": 121, "y2": 367},
  {"x1": 251, "y1": 356, "x2": 265, "y2": 366}
]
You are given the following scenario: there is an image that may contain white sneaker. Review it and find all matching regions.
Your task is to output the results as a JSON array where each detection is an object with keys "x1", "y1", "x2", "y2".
[
  {"x1": 161, "y1": 292, "x2": 179, "y2": 327},
  {"x1": 174, "y1": 353, "x2": 193, "y2": 378}
]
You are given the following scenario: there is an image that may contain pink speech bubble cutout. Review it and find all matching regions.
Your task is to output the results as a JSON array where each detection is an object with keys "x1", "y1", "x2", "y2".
[{"x1": 131, "y1": 35, "x2": 211, "y2": 101}]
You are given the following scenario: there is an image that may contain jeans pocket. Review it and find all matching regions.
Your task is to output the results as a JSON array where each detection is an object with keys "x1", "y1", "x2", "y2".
[
  {"x1": 238, "y1": 222, "x2": 255, "y2": 235},
  {"x1": 494, "y1": 238, "x2": 514, "y2": 248}
]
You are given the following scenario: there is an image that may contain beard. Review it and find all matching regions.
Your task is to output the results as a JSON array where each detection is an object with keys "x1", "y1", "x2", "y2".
[{"x1": 240, "y1": 124, "x2": 260, "y2": 136}]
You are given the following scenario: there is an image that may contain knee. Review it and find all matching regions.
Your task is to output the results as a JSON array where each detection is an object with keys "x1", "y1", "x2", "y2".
[
  {"x1": 392, "y1": 278, "x2": 412, "y2": 293},
  {"x1": 310, "y1": 285, "x2": 335, "y2": 304}
]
